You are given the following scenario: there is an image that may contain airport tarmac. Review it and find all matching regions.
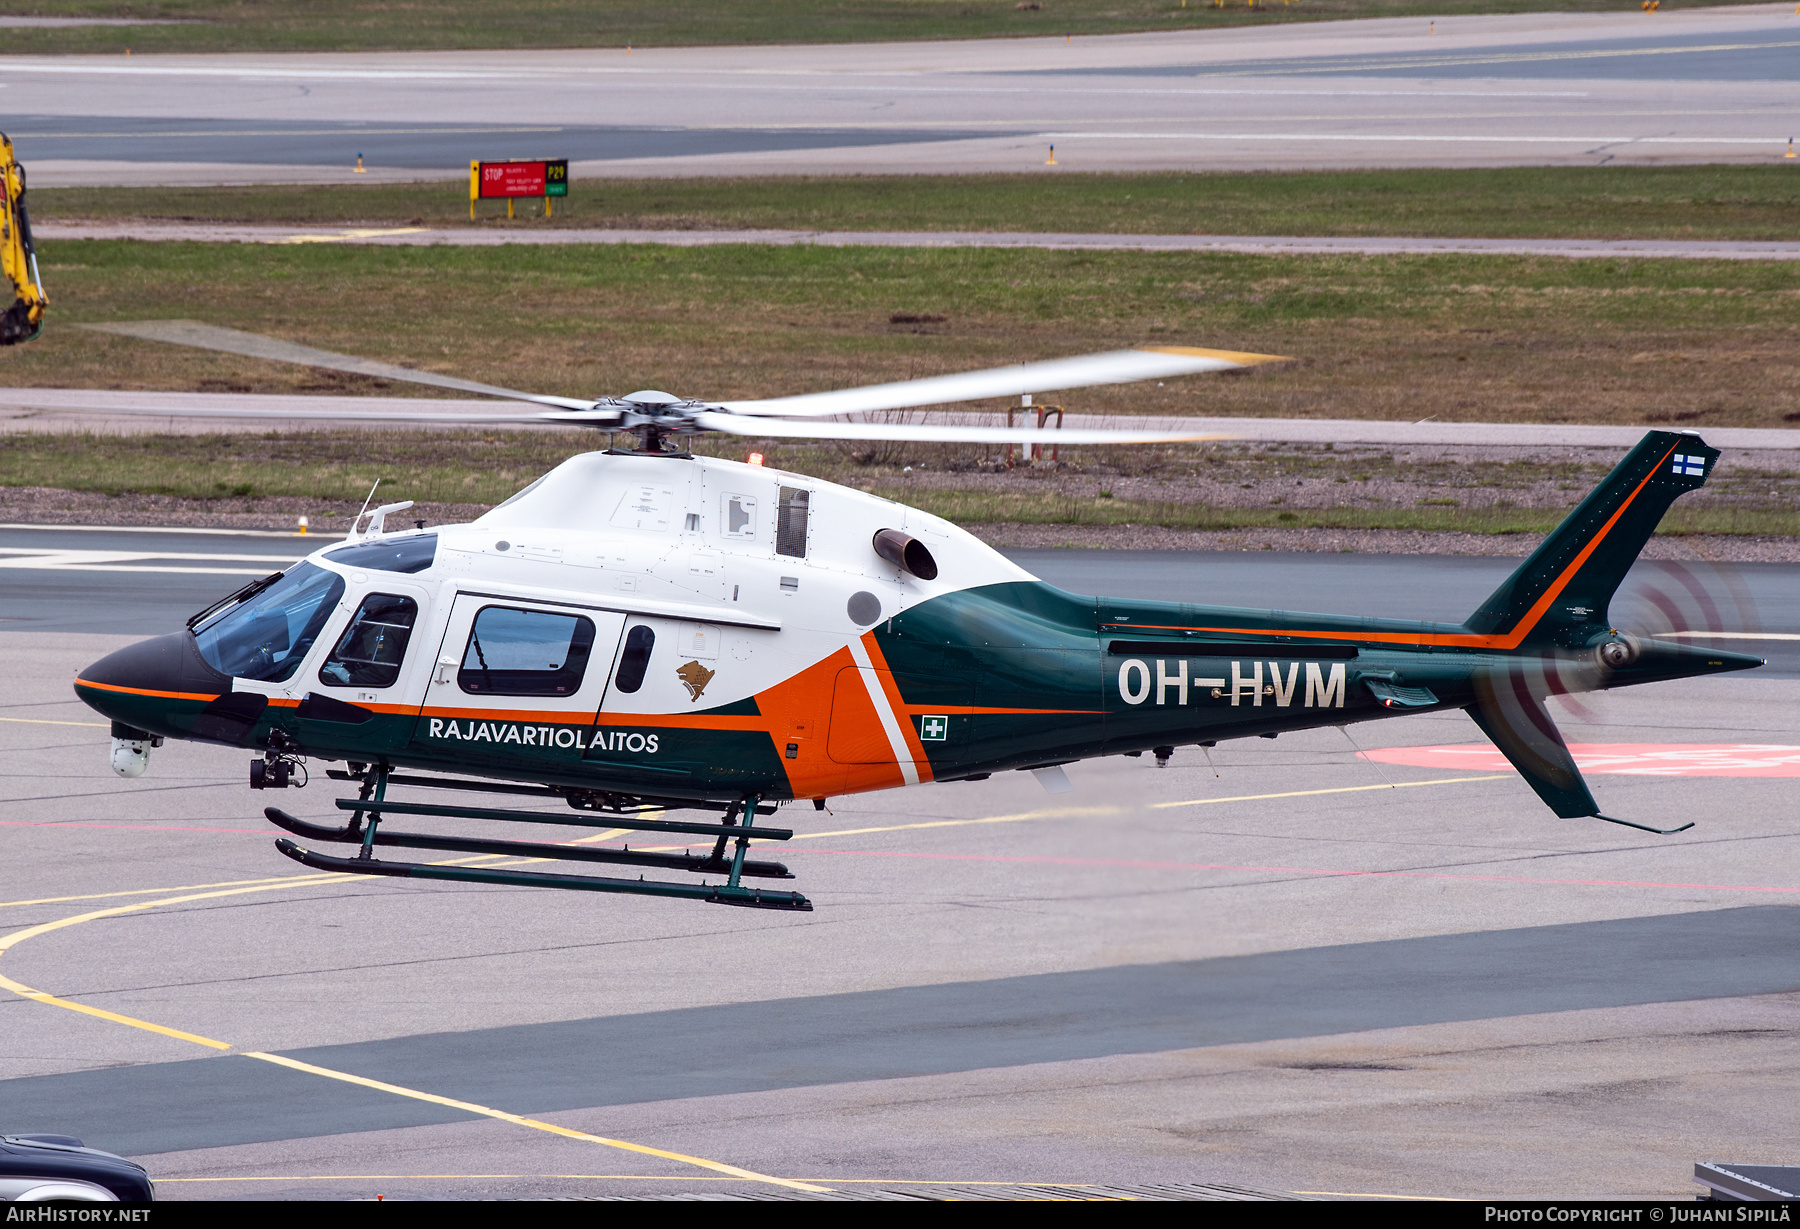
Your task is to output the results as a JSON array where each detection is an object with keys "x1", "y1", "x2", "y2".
[
  {"x1": 1, "y1": 542, "x2": 1794, "y2": 1200},
  {"x1": 6, "y1": 4, "x2": 1799, "y2": 184}
]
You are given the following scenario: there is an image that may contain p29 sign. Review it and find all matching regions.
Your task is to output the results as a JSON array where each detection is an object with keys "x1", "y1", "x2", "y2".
[{"x1": 474, "y1": 159, "x2": 569, "y2": 199}]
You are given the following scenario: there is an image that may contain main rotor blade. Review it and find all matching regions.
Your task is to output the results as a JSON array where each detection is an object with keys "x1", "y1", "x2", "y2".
[
  {"x1": 54, "y1": 402, "x2": 558, "y2": 424},
  {"x1": 82, "y1": 321, "x2": 596, "y2": 411},
  {"x1": 687, "y1": 411, "x2": 1229, "y2": 445},
  {"x1": 715, "y1": 347, "x2": 1286, "y2": 418}
]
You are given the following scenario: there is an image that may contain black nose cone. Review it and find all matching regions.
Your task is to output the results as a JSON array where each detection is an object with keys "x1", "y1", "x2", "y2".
[{"x1": 76, "y1": 632, "x2": 232, "y2": 730}]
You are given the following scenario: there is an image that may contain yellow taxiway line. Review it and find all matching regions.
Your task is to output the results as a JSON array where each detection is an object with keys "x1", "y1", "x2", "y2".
[
  {"x1": 0, "y1": 715, "x2": 109, "y2": 727},
  {"x1": 0, "y1": 879, "x2": 340, "y2": 1049},
  {"x1": 1, "y1": 778, "x2": 1509, "y2": 1194},
  {"x1": 1153, "y1": 775, "x2": 1511, "y2": 810},
  {"x1": 0, "y1": 983, "x2": 232, "y2": 1050},
  {"x1": 2, "y1": 873, "x2": 342, "y2": 910},
  {"x1": 0, "y1": 845, "x2": 827, "y2": 1194},
  {"x1": 241, "y1": 1053, "x2": 831, "y2": 1195}
]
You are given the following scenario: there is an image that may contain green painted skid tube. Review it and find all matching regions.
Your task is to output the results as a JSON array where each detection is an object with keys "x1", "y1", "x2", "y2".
[
  {"x1": 327, "y1": 770, "x2": 780, "y2": 816},
  {"x1": 334, "y1": 797, "x2": 795, "y2": 841},
  {"x1": 267, "y1": 807, "x2": 794, "y2": 879},
  {"x1": 328, "y1": 769, "x2": 569, "y2": 798},
  {"x1": 275, "y1": 839, "x2": 813, "y2": 910}
]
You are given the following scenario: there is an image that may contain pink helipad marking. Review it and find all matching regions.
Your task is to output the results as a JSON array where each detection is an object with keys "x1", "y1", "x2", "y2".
[{"x1": 1360, "y1": 743, "x2": 1800, "y2": 778}]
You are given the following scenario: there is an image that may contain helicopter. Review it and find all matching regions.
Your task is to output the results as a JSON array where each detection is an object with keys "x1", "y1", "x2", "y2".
[{"x1": 70, "y1": 322, "x2": 1763, "y2": 911}]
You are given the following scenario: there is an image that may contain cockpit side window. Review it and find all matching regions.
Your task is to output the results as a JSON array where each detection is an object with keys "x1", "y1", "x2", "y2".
[
  {"x1": 458, "y1": 606, "x2": 595, "y2": 696},
  {"x1": 318, "y1": 594, "x2": 419, "y2": 689},
  {"x1": 193, "y1": 562, "x2": 345, "y2": 682}
]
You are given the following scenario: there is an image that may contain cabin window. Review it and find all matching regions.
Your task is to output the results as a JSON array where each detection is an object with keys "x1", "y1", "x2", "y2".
[
  {"x1": 776, "y1": 487, "x2": 810, "y2": 559},
  {"x1": 319, "y1": 594, "x2": 418, "y2": 689},
  {"x1": 614, "y1": 624, "x2": 655, "y2": 694},
  {"x1": 193, "y1": 562, "x2": 345, "y2": 683},
  {"x1": 458, "y1": 606, "x2": 595, "y2": 696}
]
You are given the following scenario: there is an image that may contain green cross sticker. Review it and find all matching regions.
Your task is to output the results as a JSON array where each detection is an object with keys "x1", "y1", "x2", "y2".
[{"x1": 919, "y1": 714, "x2": 949, "y2": 742}]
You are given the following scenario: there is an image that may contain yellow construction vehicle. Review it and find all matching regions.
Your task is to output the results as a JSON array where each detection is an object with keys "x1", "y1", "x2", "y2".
[{"x1": 2, "y1": 132, "x2": 46, "y2": 345}]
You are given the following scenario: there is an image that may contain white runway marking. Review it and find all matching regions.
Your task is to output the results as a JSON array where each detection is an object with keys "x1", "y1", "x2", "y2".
[
  {"x1": 1044, "y1": 131, "x2": 1786, "y2": 145},
  {"x1": 0, "y1": 547, "x2": 297, "y2": 575},
  {"x1": 1662, "y1": 631, "x2": 1800, "y2": 642},
  {"x1": 0, "y1": 522, "x2": 331, "y2": 539}
]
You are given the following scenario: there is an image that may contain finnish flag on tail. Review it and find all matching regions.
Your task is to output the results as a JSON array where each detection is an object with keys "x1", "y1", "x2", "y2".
[{"x1": 1671, "y1": 454, "x2": 1707, "y2": 477}]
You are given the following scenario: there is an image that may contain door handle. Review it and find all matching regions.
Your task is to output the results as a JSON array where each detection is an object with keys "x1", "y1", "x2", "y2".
[{"x1": 435, "y1": 656, "x2": 458, "y2": 685}]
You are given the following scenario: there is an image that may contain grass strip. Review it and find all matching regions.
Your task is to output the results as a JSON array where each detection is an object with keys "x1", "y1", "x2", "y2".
[
  {"x1": 0, "y1": 430, "x2": 561, "y2": 509},
  {"x1": 12, "y1": 239, "x2": 1800, "y2": 430},
  {"x1": 0, "y1": 0, "x2": 1756, "y2": 55},
  {"x1": 30, "y1": 167, "x2": 1800, "y2": 243}
]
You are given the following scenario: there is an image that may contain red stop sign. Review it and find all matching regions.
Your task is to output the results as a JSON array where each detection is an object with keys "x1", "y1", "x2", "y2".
[{"x1": 478, "y1": 160, "x2": 547, "y2": 198}]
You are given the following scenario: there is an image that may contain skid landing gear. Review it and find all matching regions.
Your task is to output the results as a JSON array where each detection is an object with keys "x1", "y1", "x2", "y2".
[{"x1": 266, "y1": 766, "x2": 811, "y2": 910}]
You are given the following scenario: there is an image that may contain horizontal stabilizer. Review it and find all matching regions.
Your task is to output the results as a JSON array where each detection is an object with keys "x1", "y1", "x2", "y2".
[{"x1": 1466, "y1": 667, "x2": 1597, "y2": 819}]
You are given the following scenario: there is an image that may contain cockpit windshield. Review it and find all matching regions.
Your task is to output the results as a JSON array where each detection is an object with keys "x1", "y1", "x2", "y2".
[{"x1": 193, "y1": 562, "x2": 346, "y2": 682}]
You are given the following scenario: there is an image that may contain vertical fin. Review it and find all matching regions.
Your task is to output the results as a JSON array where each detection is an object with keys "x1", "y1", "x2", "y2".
[{"x1": 1465, "y1": 431, "x2": 1717, "y2": 644}]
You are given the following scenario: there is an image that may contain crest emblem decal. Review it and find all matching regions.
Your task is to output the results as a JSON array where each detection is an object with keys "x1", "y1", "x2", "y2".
[{"x1": 676, "y1": 660, "x2": 715, "y2": 702}]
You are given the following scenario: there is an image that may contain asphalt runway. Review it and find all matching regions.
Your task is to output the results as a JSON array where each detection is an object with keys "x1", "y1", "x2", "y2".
[
  {"x1": 4, "y1": 116, "x2": 977, "y2": 170},
  {"x1": 7, "y1": 5, "x2": 1798, "y2": 184},
  {"x1": 1055, "y1": 22, "x2": 1800, "y2": 81},
  {"x1": 1, "y1": 539, "x2": 1795, "y2": 1200}
]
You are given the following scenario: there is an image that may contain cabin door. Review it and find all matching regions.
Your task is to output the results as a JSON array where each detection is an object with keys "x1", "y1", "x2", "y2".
[{"x1": 411, "y1": 593, "x2": 625, "y2": 769}]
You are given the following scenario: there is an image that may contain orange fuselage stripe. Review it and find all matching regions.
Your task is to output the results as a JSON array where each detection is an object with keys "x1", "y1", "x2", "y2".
[{"x1": 73, "y1": 679, "x2": 220, "y2": 704}]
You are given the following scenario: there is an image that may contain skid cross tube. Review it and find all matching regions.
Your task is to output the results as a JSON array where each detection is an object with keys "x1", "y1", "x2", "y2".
[
  {"x1": 275, "y1": 840, "x2": 812, "y2": 910},
  {"x1": 267, "y1": 808, "x2": 794, "y2": 879},
  {"x1": 330, "y1": 769, "x2": 571, "y2": 800},
  {"x1": 327, "y1": 770, "x2": 782, "y2": 818},
  {"x1": 331, "y1": 798, "x2": 794, "y2": 840}
]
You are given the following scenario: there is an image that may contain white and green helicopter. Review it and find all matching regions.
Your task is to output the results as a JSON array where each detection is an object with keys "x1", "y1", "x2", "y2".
[{"x1": 72, "y1": 323, "x2": 1758, "y2": 912}]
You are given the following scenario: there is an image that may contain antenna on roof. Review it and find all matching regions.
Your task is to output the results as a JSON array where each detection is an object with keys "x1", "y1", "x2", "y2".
[{"x1": 350, "y1": 479, "x2": 381, "y2": 541}]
